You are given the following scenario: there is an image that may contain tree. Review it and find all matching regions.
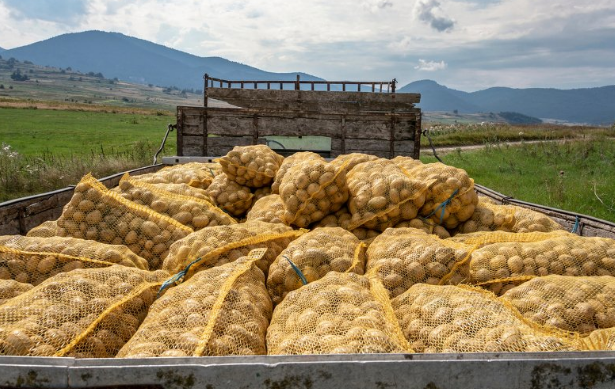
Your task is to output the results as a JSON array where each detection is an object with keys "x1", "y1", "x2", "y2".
[{"x1": 10, "y1": 70, "x2": 29, "y2": 81}]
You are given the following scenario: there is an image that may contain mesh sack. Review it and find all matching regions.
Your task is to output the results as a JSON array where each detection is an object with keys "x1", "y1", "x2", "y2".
[
  {"x1": 117, "y1": 249, "x2": 271, "y2": 357},
  {"x1": 218, "y1": 145, "x2": 284, "y2": 188},
  {"x1": 0, "y1": 280, "x2": 33, "y2": 306},
  {"x1": 582, "y1": 328, "x2": 615, "y2": 351},
  {"x1": 366, "y1": 227, "x2": 473, "y2": 298},
  {"x1": 391, "y1": 155, "x2": 423, "y2": 171},
  {"x1": 267, "y1": 227, "x2": 366, "y2": 305},
  {"x1": 131, "y1": 162, "x2": 219, "y2": 189},
  {"x1": 394, "y1": 218, "x2": 451, "y2": 239},
  {"x1": 271, "y1": 152, "x2": 324, "y2": 194},
  {"x1": 392, "y1": 283, "x2": 579, "y2": 353},
  {"x1": 246, "y1": 194, "x2": 286, "y2": 224},
  {"x1": 346, "y1": 159, "x2": 430, "y2": 232},
  {"x1": 205, "y1": 173, "x2": 254, "y2": 217},
  {"x1": 314, "y1": 207, "x2": 380, "y2": 242},
  {"x1": 0, "y1": 235, "x2": 149, "y2": 285},
  {"x1": 266, "y1": 271, "x2": 412, "y2": 355},
  {"x1": 0, "y1": 265, "x2": 169, "y2": 357},
  {"x1": 463, "y1": 231, "x2": 615, "y2": 295},
  {"x1": 501, "y1": 275, "x2": 615, "y2": 335},
  {"x1": 456, "y1": 197, "x2": 564, "y2": 234},
  {"x1": 149, "y1": 182, "x2": 211, "y2": 201},
  {"x1": 26, "y1": 220, "x2": 58, "y2": 238},
  {"x1": 161, "y1": 220, "x2": 303, "y2": 277},
  {"x1": 116, "y1": 174, "x2": 236, "y2": 230},
  {"x1": 56, "y1": 174, "x2": 193, "y2": 269},
  {"x1": 279, "y1": 159, "x2": 349, "y2": 228},
  {"x1": 330, "y1": 153, "x2": 379, "y2": 173},
  {"x1": 408, "y1": 162, "x2": 479, "y2": 229}
]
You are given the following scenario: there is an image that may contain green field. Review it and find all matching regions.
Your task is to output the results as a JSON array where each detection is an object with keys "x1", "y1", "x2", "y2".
[
  {"x1": 0, "y1": 106, "x2": 175, "y2": 157},
  {"x1": 421, "y1": 138, "x2": 615, "y2": 222}
]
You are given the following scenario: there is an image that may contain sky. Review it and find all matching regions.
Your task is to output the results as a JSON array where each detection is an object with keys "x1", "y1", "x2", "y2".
[{"x1": 0, "y1": 0, "x2": 614, "y2": 91}]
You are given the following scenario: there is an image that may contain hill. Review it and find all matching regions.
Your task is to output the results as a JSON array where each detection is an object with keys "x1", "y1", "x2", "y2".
[
  {"x1": 400, "y1": 80, "x2": 615, "y2": 125},
  {"x1": 0, "y1": 46, "x2": 5, "y2": 53},
  {"x1": 2, "y1": 30, "x2": 323, "y2": 90}
]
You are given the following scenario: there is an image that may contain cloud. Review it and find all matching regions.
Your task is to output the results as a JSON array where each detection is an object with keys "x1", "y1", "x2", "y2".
[
  {"x1": 413, "y1": 0, "x2": 455, "y2": 32},
  {"x1": 414, "y1": 59, "x2": 447, "y2": 71},
  {"x1": 362, "y1": 0, "x2": 393, "y2": 11},
  {"x1": 1, "y1": 0, "x2": 89, "y2": 24}
]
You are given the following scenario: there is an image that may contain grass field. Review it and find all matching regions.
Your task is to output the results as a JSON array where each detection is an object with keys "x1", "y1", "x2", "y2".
[{"x1": 421, "y1": 138, "x2": 615, "y2": 222}]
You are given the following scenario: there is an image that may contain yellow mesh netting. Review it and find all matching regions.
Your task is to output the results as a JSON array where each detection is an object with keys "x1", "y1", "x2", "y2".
[
  {"x1": 279, "y1": 159, "x2": 349, "y2": 228},
  {"x1": 218, "y1": 145, "x2": 284, "y2": 188},
  {"x1": 26, "y1": 220, "x2": 58, "y2": 238},
  {"x1": 271, "y1": 152, "x2": 324, "y2": 194},
  {"x1": 131, "y1": 162, "x2": 219, "y2": 189},
  {"x1": 205, "y1": 173, "x2": 254, "y2": 217},
  {"x1": 246, "y1": 194, "x2": 286, "y2": 224},
  {"x1": 56, "y1": 174, "x2": 193, "y2": 270},
  {"x1": 331, "y1": 153, "x2": 379, "y2": 173},
  {"x1": 0, "y1": 280, "x2": 33, "y2": 306},
  {"x1": 0, "y1": 235, "x2": 149, "y2": 285},
  {"x1": 115, "y1": 174, "x2": 236, "y2": 230},
  {"x1": 267, "y1": 227, "x2": 366, "y2": 305},
  {"x1": 161, "y1": 220, "x2": 303, "y2": 277},
  {"x1": 346, "y1": 159, "x2": 430, "y2": 232},
  {"x1": 408, "y1": 162, "x2": 479, "y2": 229},
  {"x1": 391, "y1": 283, "x2": 580, "y2": 353},
  {"x1": 394, "y1": 219, "x2": 451, "y2": 239},
  {"x1": 266, "y1": 271, "x2": 412, "y2": 355},
  {"x1": 391, "y1": 155, "x2": 423, "y2": 171},
  {"x1": 0, "y1": 265, "x2": 169, "y2": 357},
  {"x1": 314, "y1": 207, "x2": 381, "y2": 242},
  {"x1": 500, "y1": 275, "x2": 615, "y2": 335},
  {"x1": 366, "y1": 227, "x2": 473, "y2": 298},
  {"x1": 253, "y1": 186, "x2": 272, "y2": 202},
  {"x1": 117, "y1": 249, "x2": 271, "y2": 357},
  {"x1": 149, "y1": 182, "x2": 211, "y2": 201},
  {"x1": 456, "y1": 197, "x2": 564, "y2": 234},
  {"x1": 463, "y1": 231, "x2": 615, "y2": 295}
]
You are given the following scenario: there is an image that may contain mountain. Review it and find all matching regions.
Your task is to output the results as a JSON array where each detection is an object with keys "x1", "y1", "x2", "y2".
[
  {"x1": 400, "y1": 80, "x2": 615, "y2": 125},
  {"x1": 0, "y1": 46, "x2": 5, "y2": 53},
  {"x1": 2, "y1": 30, "x2": 323, "y2": 90}
]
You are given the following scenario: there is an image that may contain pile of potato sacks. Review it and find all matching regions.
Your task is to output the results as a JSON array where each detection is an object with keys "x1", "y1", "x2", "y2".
[{"x1": 2, "y1": 144, "x2": 615, "y2": 358}]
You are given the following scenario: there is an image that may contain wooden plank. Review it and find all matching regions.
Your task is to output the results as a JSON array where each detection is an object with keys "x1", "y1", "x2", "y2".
[
  {"x1": 345, "y1": 139, "x2": 390, "y2": 152},
  {"x1": 181, "y1": 136, "x2": 205, "y2": 157}
]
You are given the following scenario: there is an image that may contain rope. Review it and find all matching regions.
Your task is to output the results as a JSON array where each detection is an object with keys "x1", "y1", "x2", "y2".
[
  {"x1": 422, "y1": 188, "x2": 459, "y2": 225},
  {"x1": 423, "y1": 129, "x2": 443, "y2": 163},
  {"x1": 157, "y1": 256, "x2": 202, "y2": 297},
  {"x1": 284, "y1": 255, "x2": 308, "y2": 285},
  {"x1": 571, "y1": 215, "x2": 581, "y2": 234}
]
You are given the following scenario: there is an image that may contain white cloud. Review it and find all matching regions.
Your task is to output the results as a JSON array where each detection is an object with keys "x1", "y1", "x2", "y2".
[{"x1": 414, "y1": 59, "x2": 447, "y2": 71}]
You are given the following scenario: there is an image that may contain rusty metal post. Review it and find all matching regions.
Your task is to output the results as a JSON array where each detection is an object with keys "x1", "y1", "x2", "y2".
[
  {"x1": 203, "y1": 73, "x2": 209, "y2": 107},
  {"x1": 391, "y1": 78, "x2": 397, "y2": 93},
  {"x1": 296, "y1": 74, "x2": 300, "y2": 90}
]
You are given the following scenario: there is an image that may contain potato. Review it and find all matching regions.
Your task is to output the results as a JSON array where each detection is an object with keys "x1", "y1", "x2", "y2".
[
  {"x1": 346, "y1": 159, "x2": 429, "y2": 231},
  {"x1": 279, "y1": 159, "x2": 349, "y2": 228},
  {"x1": 149, "y1": 182, "x2": 211, "y2": 201},
  {"x1": 0, "y1": 235, "x2": 149, "y2": 286},
  {"x1": 394, "y1": 218, "x2": 450, "y2": 239},
  {"x1": 26, "y1": 220, "x2": 58, "y2": 238},
  {"x1": 253, "y1": 186, "x2": 272, "y2": 202},
  {"x1": 246, "y1": 194, "x2": 286, "y2": 224},
  {"x1": 56, "y1": 174, "x2": 192, "y2": 270},
  {"x1": 0, "y1": 266, "x2": 168, "y2": 357},
  {"x1": 218, "y1": 145, "x2": 284, "y2": 188},
  {"x1": 115, "y1": 174, "x2": 236, "y2": 230},
  {"x1": 314, "y1": 207, "x2": 380, "y2": 242},
  {"x1": 118, "y1": 251, "x2": 271, "y2": 357},
  {"x1": 266, "y1": 272, "x2": 410, "y2": 354},
  {"x1": 271, "y1": 152, "x2": 324, "y2": 194},
  {"x1": 205, "y1": 173, "x2": 254, "y2": 217},
  {"x1": 131, "y1": 162, "x2": 219, "y2": 189},
  {"x1": 407, "y1": 162, "x2": 479, "y2": 230},
  {"x1": 391, "y1": 283, "x2": 579, "y2": 353},
  {"x1": 267, "y1": 227, "x2": 365, "y2": 305},
  {"x1": 391, "y1": 155, "x2": 423, "y2": 171},
  {"x1": 501, "y1": 275, "x2": 615, "y2": 335},
  {"x1": 366, "y1": 228, "x2": 472, "y2": 298},
  {"x1": 331, "y1": 153, "x2": 379, "y2": 173},
  {"x1": 162, "y1": 220, "x2": 300, "y2": 277}
]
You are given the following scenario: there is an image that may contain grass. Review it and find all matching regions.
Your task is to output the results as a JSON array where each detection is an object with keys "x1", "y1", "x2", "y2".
[{"x1": 420, "y1": 138, "x2": 615, "y2": 222}]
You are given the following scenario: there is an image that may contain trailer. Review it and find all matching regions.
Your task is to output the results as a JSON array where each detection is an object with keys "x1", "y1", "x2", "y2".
[{"x1": 2, "y1": 76, "x2": 615, "y2": 389}]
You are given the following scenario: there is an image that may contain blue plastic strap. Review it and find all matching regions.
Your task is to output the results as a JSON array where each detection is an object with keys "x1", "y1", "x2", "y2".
[
  {"x1": 423, "y1": 188, "x2": 459, "y2": 225},
  {"x1": 284, "y1": 255, "x2": 308, "y2": 285},
  {"x1": 571, "y1": 216, "x2": 580, "y2": 234},
  {"x1": 157, "y1": 256, "x2": 202, "y2": 298}
]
